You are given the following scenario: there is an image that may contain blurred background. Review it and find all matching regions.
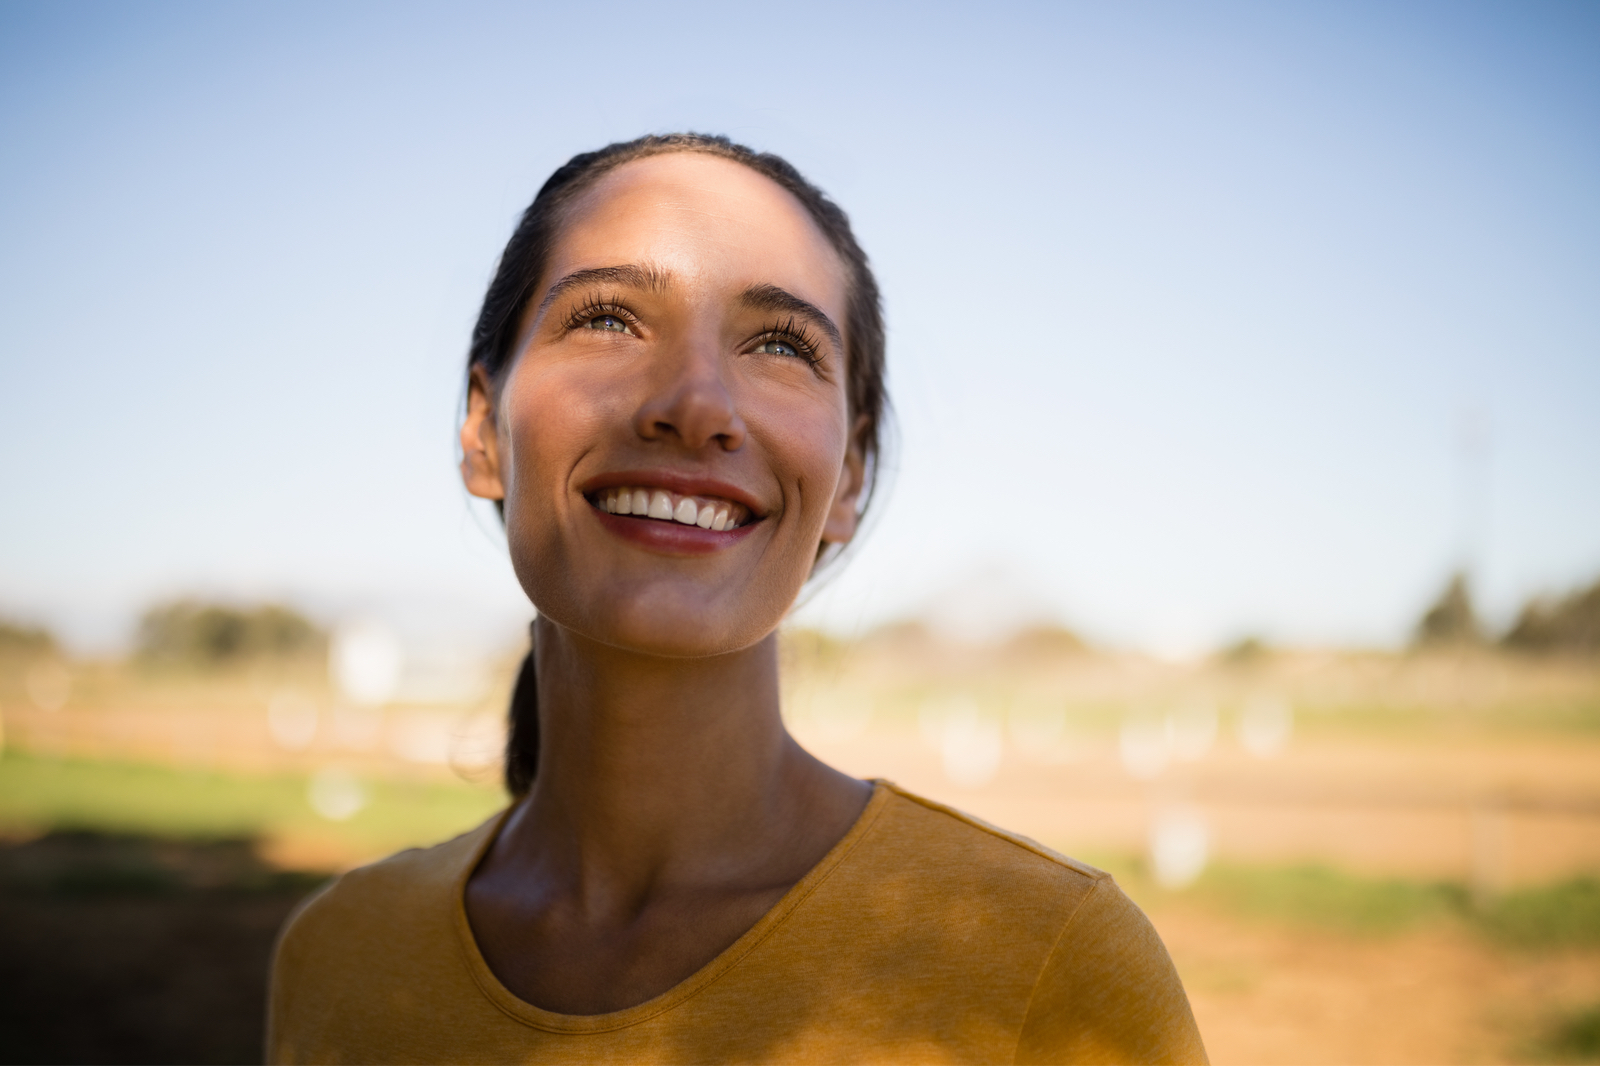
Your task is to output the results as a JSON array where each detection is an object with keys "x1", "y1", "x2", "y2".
[{"x1": 1, "y1": 0, "x2": 1598, "y2": 1062}]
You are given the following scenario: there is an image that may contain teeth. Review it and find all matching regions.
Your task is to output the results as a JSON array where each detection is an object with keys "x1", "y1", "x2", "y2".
[{"x1": 593, "y1": 486, "x2": 751, "y2": 530}]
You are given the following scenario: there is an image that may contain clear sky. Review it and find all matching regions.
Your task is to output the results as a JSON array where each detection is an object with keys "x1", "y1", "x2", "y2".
[{"x1": 2, "y1": 0, "x2": 1597, "y2": 655}]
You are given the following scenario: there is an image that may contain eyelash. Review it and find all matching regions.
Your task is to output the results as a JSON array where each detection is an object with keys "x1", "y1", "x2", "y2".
[
  {"x1": 561, "y1": 294, "x2": 639, "y2": 333},
  {"x1": 752, "y1": 316, "x2": 823, "y2": 366},
  {"x1": 563, "y1": 296, "x2": 824, "y2": 367}
]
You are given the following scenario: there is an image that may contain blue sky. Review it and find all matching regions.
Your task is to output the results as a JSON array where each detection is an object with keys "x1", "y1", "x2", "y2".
[{"x1": 2, "y1": 0, "x2": 1597, "y2": 654}]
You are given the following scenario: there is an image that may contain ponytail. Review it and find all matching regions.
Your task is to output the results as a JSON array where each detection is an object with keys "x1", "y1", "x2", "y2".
[{"x1": 504, "y1": 629, "x2": 539, "y2": 796}]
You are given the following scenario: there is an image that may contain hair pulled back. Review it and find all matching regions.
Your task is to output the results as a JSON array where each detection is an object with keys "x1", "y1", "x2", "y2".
[{"x1": 467, "y1": 133, "x2": 887, "y2": 797}]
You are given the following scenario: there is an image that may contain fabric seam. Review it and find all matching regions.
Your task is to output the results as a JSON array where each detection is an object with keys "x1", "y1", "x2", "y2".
[
  {"x1": 457, "y1": 781, "x2": 891, "y2": 1035},
  {"x1": 887, "y1": 782, "x2": 1110, "y2": 878},
  {"x1": 1009, "y1": 877, "x2": 1105, "y2": 1066}
]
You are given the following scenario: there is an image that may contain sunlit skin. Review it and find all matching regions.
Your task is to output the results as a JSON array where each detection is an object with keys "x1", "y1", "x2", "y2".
[{"x1": 457, "y1": 153, "x2": 873, "y2": 1015}]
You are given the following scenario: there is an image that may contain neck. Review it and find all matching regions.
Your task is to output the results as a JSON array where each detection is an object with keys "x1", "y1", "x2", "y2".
[{"x1": 508, "y1": 615, "x2": 846, "y2": 895}]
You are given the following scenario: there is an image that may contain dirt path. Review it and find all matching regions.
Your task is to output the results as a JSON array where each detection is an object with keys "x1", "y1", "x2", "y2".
[
  {"x1": 1149, "y1": 903, "x2": 1600, "y2": 1064},
  {"x1": 6, "y1": 830, "x2": 1596, "y2": 1063}
]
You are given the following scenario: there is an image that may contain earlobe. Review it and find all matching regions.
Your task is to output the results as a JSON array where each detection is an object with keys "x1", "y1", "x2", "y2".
[
  {"x1": 460, "y1": 367, "x2": 507, "y2": 501},
  {"x1": 820, "y1": 415, "x2": 869, "y2": 546}
]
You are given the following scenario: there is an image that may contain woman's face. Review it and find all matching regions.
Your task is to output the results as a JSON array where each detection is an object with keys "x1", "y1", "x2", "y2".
[{"x1": 462, "y1": 153, "x2": 864, "y2": 657}]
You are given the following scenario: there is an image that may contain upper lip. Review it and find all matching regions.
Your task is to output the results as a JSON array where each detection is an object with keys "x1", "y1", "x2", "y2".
[{"x1": 576, "y1": 469, "x2": 767, "y2": 517}]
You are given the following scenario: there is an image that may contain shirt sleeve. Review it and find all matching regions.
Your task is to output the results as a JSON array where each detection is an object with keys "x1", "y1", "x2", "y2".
[
  {"x1": 265, "y1": 878, "x2": 339, "y2": 1065},
  {"x1": 1013, "y1": 878, "x2": 1208, "y2": 1065}
]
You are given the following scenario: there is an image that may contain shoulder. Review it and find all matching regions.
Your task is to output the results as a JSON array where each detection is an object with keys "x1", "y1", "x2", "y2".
[
  {"x1": 269, "y1": 814, "x2": 502, "y2": 1021},
  {"x1": 1012, "y1": 874, "x2": 1208, "y2": 1064},
  {"x1": 870, "y1": 781, "x2": 1111, "y2": 910},
  {"x1": 280, "y1": 816, "x2": 494, "y2": 948},
  {"x1": 267, "y1": 815, "x2": 506, "y2": 1063},
  {"x1": 820, "y1": 783, "x2": 1119, "y2": 989},
  {"x1": 860, "y1": 784, "x2": 1206, "y2": 1065}
]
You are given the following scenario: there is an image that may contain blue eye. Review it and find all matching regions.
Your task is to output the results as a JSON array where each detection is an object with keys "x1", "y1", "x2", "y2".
[
  {"x1": 586, "y1": 314, "x2": 628, "y2": 333},
  {"x1": 756, "y1": 339, "x2": 799, "y2": 358}
]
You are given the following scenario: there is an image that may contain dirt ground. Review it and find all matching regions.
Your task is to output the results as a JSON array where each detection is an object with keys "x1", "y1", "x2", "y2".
[
  {"x1": 3, "y1": 649, "x2": 1596, "y2": 1062},
  {"x1": 4, "y1": 831, "x2": 1597, "y2": 1065},
  {"x1": 792, "y1": 722, "x2": 1600, "y2": 888},
  {"x1": 1150, "y1": 902, "x2": 1600, "y2": 1065}
]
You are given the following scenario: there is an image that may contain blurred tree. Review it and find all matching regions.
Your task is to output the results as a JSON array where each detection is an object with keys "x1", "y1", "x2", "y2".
[
  {"x1": 1503, "y1": 577, "x2": 1600, "y2": 656},
  {"x1": 0, "y1": 620, "x2": 57, "y2": 659},
  {"x1": 861, "y1": 619, "x2": 935, "y2": 650},
  {"x1": 780, "y1": 627, "x2": 847, "y2": 672},
  {"x1": 1414, "y1": 572, "x2": 1482, "y2": 647},
  {"x1": 1218, "y1": 635, "x2": 1270, "y2": 664},
  {"x1": 135, "y1": 601, "x2": 325, "y2": 669},
  {"x1": 1005, "y1": 624, "x2": 1087, "y2": 659}
]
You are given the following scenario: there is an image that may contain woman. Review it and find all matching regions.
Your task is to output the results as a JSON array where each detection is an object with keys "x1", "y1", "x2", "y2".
[{"x1": 268, "y1": 134, "x2": 1206, "y2": 1065}]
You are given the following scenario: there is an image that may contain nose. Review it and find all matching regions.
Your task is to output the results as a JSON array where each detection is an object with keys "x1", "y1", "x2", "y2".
[{"x1": 632, "y1": 337, "x2": 746, "y2": 452}]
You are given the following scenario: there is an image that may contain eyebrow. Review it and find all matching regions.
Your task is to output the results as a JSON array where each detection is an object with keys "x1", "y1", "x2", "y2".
[
  {"x1": 533, "y1": 263, "x2": 672, "y2": 321},
  {"x1": 739, "y1": 283, "x2": 844, "y2": 353}
]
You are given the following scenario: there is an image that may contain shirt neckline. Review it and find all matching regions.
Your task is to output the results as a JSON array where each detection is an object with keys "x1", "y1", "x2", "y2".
[{"x1": 450, "y1": 778, "x2": 892, "y2": 1034}]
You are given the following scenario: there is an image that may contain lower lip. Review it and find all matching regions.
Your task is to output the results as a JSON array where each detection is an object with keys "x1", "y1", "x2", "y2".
[{"x1": 592, "y1": 508, "x2": 758, "y2": 556}]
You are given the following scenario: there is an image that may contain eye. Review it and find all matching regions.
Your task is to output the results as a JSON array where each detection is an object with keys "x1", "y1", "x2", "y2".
[
  {"x1": 749, "y1": 317, "x2": 823, "y2": 366},
  {"x1": 584, "y1": 314, "x2": 630, "y2": 334}
]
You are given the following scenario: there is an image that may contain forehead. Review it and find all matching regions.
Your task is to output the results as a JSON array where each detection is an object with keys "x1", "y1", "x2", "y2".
[{"x1": 547, "y1": 153, "x2": 848, "y2": 317}]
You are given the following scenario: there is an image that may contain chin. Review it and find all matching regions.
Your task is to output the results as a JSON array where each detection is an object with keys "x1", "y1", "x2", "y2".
[{"x1": 536, "y1": 580, "x2": 786, "y2": 660}]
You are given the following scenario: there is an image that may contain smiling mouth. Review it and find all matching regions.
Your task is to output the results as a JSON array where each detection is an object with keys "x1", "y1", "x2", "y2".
[{"x1": 589, "y1": 487, "x2": 754, "y2": 531}]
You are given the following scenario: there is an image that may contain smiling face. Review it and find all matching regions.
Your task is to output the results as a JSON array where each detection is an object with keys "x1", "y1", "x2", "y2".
[{"x1": 460, "y1": 153, "x2": 865, "y2": 658}]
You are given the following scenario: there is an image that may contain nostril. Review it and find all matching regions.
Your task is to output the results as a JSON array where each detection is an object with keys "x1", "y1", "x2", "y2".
[{"x1": 634, "y1": 375, "x2": 743, "y2": 449}]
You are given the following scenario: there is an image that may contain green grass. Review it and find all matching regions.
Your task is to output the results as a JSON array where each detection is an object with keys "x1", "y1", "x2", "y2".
[
  {"x1": 1479, "y1": 878, "x2": 1600, "y2": 948},
  {"x1": 1195, "y1": 862, "x2": 1469, "y2": 934},
  {"x1": 1080, "y1": 851, "x2": 1600, "y2": 948},
  {"x1": 5, "y1": 751, "x2": 1598, "y2": 951},
  {"x1": 0, "y1": 752, "x2": 506, "y2": 868},
  {"x1": 1553, "y1": 1005, "x2": 1600, "y2": 1061},
  {"x1": 1528, "y1": 1003, "x2": 1600, "y2": 1065}
]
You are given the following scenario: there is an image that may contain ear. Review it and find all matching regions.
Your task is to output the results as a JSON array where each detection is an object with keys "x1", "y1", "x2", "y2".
[
  {"x1": 460, "y1": 366, "x2": 506, "y2": 501},
  {"x1": 820, "y1": 414, "x2": 869, "y2": 545}
]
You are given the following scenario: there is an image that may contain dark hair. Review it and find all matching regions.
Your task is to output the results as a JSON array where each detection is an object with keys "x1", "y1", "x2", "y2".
[{"x1": 467, "y1": 133, "x2": 888, "y2": 797}]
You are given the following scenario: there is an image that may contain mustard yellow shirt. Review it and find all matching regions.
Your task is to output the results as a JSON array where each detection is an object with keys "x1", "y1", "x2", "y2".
[{"x1": 269, "y1": 781, "x2": 1206, "y2": 1064}]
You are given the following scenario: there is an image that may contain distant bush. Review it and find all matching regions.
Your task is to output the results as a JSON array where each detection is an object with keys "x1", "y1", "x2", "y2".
[
  {"x1": 780, "y1": 627, "x2": 848, "y2": 670},
  {"x1": 1005, "y1": 624, "x2": 1087, "y2": 658},
  {"x1": 135, "y1": 601, "x2": 325, "y2": 669},
  {"x1": 1539, "y1": 1003, "x2": 1600, "y2": 1062},
  {"x1": 1217, "y1": 635, "x2": 1270, "y2": 664},
  {"x1": 1503, "y1": 577, "x2": 1600, "y2": 657},
  {"x1": 1414, "y1": 572, "x2": 1482, "y2": 647},
  {"x1": 859, "y1": 619, "x2": 935, "y2": 651},
  {"x1": 0, "y1": 620, "x2": 57, "y2": 659}
]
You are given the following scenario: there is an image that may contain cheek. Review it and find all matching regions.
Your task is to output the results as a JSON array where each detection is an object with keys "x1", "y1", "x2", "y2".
[
  {"x1": 498, "y1": 367, "x2": 607, "y2": 522},
  {"x1": 754, "y1": 395, "x2": 850, "y2": 517}
]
